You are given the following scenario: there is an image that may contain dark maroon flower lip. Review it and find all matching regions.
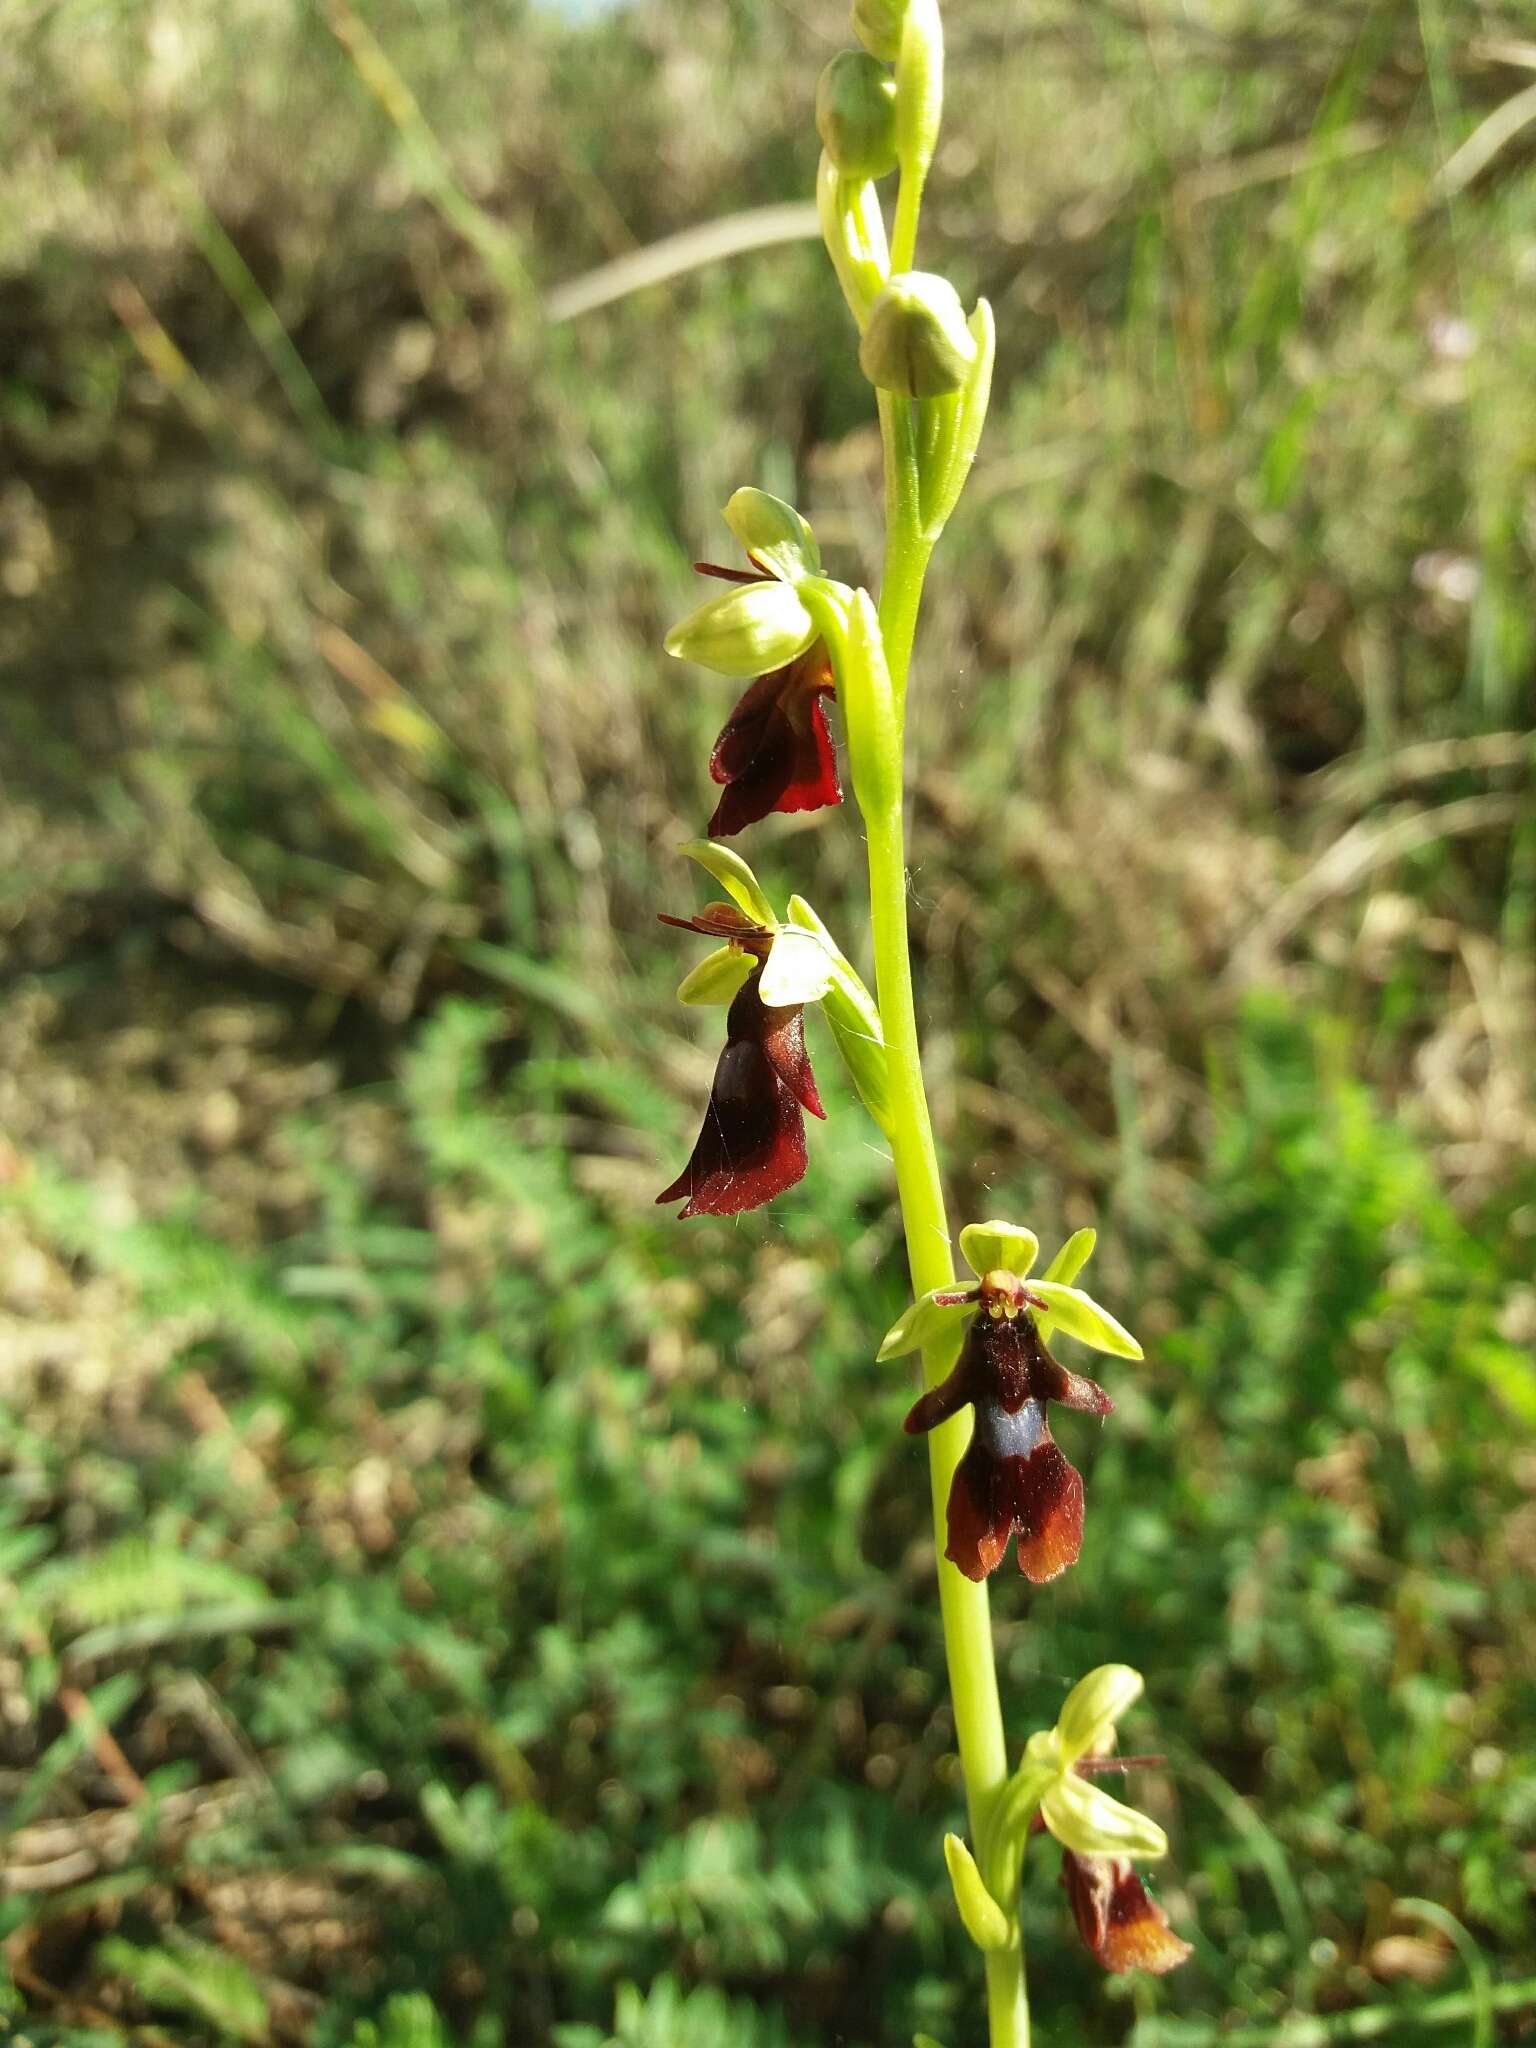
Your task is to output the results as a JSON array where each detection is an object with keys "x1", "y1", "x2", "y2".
[
  {"x1": 1061, "y1": 1851, "x2": 1193, "y2": 1976},
  {"x1": 656, "y1": 964, "x2": 824, "y2": 1219},
  {"x1": 707, "y1": 647, "x2": 842, "y2": 839},
  {"x1": 903, "y1": 1305, "x2": 1111, "y2": 1581}
]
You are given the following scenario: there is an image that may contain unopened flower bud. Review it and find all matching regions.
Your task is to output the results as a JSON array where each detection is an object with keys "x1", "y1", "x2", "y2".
[
  {"x1": 851, "y1": 0, "x2": 907, "y2": 62},
  {"x1": 859, "y1": 271, "x2": 977, "y2": 397},
  {"x1": 816, "y1": 51, "x2": 898, "y2": 180}
]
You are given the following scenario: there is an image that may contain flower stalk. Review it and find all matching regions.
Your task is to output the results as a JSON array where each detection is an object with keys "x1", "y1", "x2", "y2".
[{"x1": 652, "y1": 3, "x2": 1193, "y2": 2038}]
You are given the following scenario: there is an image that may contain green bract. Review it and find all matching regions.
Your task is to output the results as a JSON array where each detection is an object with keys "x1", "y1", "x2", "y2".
[
  {"x1": 817, "y1": 153, "x2": 891, "y2": 328},
  {"x1": 664, "y1": 578, "x2": 817, "y2": 678},
  {"x1": 787, "y1": 894, "x2": 892, "y2": 1133},
  {"x1": 851, "y1": 0, "x2": 907, "y2": 61},
  {"x1": 943, "y1": 1833, "x2": 1011, "y2": 1953},
  {"x1": 860, "y1": 271, "x2": 977, "y2": 397},
  {"x1": 918, "y1": 298, "x2": 995, "y2": 541},
  {"x1": 817, "y1": 51, "x2": 899, "y2": 181},
  {"x1": 722, "y1": 487, "x2": 821, "y2": 583}
]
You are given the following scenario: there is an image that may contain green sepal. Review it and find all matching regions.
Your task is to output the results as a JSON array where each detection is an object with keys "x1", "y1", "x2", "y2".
[
  {"x1": 1040, "y1": 1227, "x2": 1096, "y2": 1288},
  {"x1": 786, "y1": 895, "x2": 891, "y2": 1132},
  {"x1": 958, "y1": 1219, "x2": 1039, "y2": 1281},
  {"x1": 678, "y1": 840, "x2": 775, "y2": 927},
  {"x1": 943, "y1": 1833, "x2": 1012, "y2": 1953},
  {"x1": 664, "y1": 578, "x2": 816, "y2": 677},
  {"x1": 1039, "y1": 1771, "x2": 1168, "y2": 1862},
  {"x1": 676, "y1": 946, "x2": 754, "y2": 1006},
  {"x1": 913, "y1": 2037, "x2": 948, "y2": 2048},
  {"x1": 1026, "y1": 1281, "x2": 1142, "y2": 1359},
  {"x1": 1056, "y1": 1664, "x2": 1144, "y2": 1762},
  {"x1": 920, "y1": 298, "x2": 995, "y2": 539},
  {"x1": 852, "y1": 0, "x2": 906, "y2": 62},
  {"x1": 722, "y1": 488, "x2": 820, "y2": 584},
  {"x1": 877, "y1": 1286, "x2": 975, "y2": 1361}
]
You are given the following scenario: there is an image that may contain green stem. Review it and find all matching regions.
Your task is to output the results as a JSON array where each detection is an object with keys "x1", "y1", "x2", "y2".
[{"x1": 864, "y1": 423, "x2": 1028, "y2": 2048}]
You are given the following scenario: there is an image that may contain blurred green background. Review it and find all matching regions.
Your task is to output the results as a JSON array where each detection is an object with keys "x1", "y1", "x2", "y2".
[{"x1": 2, "y1": 1, "x2": 1535, "y2": 2044}]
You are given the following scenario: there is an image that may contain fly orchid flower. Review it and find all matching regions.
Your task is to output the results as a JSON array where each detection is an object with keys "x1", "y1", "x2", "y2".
[
  {"x1": 1025, "y1": 1665, "x2": 1193, "y2": 1976},
  {"x1": 879, "y1": 1223, "x2": 1142, "y2": 1582},
  {"x1": 655, "y1": 902, "x2": 826, "y2": 1218},
  {"x1": 943, "y1": 1664, "x2": 1193, "y2": 1977},
  {"x1": 663, "y1": 489, "x2": 843, "y2": 838},
  {"x1": 656, "y1": 842, "x2": 889, "y2": 1216}
]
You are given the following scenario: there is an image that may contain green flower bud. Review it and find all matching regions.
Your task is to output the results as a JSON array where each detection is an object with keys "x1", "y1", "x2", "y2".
[
  {"x1": 664, "y1": 578, "x2": 817, "y2": 679},
  {"x1": 816, "y1": 51, "x2": 899, "y2": 181},
  {"x1": 859, "y1": 272, "x2": 978, "y2": 398},
  {"x1": 851, "y1": 0, "x2": 907, "y2": 62}
]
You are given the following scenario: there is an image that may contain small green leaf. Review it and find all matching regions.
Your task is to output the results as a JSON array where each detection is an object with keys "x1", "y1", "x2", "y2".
[
  {"x1": 877, "y1": 1287, "x2": 975, "y2": 1360},
  {"x1": 1028, "y1": 1281, "x2": 1142, "y2": 1358},
  {"x1": 1040, "y1": 1772, "x2": 1168, "y2": 1861},
  {"x1": 676, "y1": 946, "x2": 754, "y2": 1006},
  {"x1": 758, "y1": 927, "x2": 835, "y2": 1008},
  {"x1": 678, "y1": 841, "x2": 775, "y2": 927},
  {"x1": 1055, "y1": 1664, "x2": 1143, "y2": 1761},
  {"x1": 943, "y1": 1833, "x2": 1012, "y2": 1952},
  {"x1": 958, "y1": 1219, "x2": 1039, "y2": 1280},
  {"x1": 721, "y1": 488, "x2": 821, "y2": 582},
  {"x1": 787, "y1": 894, "x2": 891, "y2": 1132}
]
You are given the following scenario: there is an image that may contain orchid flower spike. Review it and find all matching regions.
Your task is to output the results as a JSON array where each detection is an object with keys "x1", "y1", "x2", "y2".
[{"x1": 881, "y1": 1224, "x2": 1141, "y2": 1581}]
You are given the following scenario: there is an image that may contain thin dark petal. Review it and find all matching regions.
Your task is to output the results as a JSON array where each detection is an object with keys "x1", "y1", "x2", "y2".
[
  {"x1": 1063, "y1": 1854, "x2": 1192, "y2": 1975},
  {"x1": 693, "y1": 560, "x2": 764, "y2": 584},
  {"x1": 1003, "y1": 1437, "x2": 1083, "y2": 1583},
  {"x1": 903, "y1": 1348, "x2": 984, "y2": 1437},
  {"x1": 1037, "y1": 1355, "x2": 1114, "y2": 1415}
]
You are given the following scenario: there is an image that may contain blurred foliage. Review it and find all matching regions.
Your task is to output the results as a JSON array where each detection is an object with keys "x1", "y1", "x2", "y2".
[{"x1": 1, "y1": 0, "x2": 1534, "y2": 2044}]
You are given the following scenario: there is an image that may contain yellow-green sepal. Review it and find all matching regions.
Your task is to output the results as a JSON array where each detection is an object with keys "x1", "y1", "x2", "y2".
[
  {"x1": 877, "y1": 1286, "x2": 974, "y2": 1361},
  {"x1": 1056, "y1": 1664, "x2": 1144, "y2": 1762},
  {"x1": 1041, "y1": 1227, "x2": 1096, "y2": 1288},
  {"x1": 943, "y1": 1833, "x2": 1012, "y2": 1953},
  {"x1": 787, "y1": 894, "x2": 891, "y2": 1132},
  {"x1": 1027, "y1": 1282, "x2": 1142, "y2": 1359},
  {"x1": 676, "y1": 946, "x2": 754, "y2": 1006},
  {"x1": 664, "y1": 577, "x2": 816, "y2": 677},
  {"x1": 722, "y1": 488, "x2": 821, "y2": 584},
  {"x1": 1039, "y1": 1771, "x2": 1168, "y2": 1862},
  {"x1": 678, "y1": 840, "x2": 775, "y2": 927},
  {"x1": 958, "y1": 1219, "x2": 1039, "y2": 1281}
]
